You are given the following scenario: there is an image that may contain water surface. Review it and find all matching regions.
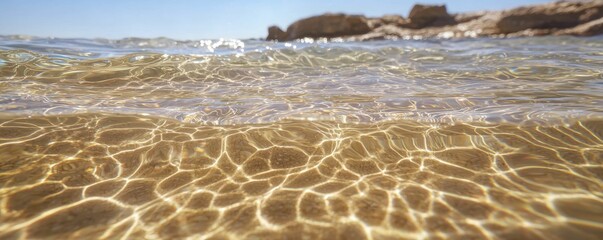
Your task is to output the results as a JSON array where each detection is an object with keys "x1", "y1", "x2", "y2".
[{"x1": 0, "y1": 35, "x2": 602, "y2": 239}]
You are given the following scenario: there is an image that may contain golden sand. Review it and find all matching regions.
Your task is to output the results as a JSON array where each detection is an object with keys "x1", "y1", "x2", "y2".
[{"x1": 0, "y1": 114, "x2": 601, "y2": 239}]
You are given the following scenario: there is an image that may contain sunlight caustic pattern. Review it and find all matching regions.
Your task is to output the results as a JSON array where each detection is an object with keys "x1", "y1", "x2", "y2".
[
  {"x1": 1, "y1": 114, "x2": 602, "y2": 239},
  {"x1": 1, "y1": 37, "x2": 602, "y2": 125},
  {"x1": 1, "y1": 36, "x2": 603, "y2": 239}
]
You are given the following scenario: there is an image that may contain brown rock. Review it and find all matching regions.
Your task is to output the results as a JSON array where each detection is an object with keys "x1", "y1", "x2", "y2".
[
  {"x1": 352, "y1": 31, "x2": 387, "y2": 41},
  {"x1": 453, "y1": 11, "x2": 488, "y2": 24},
  {"x1": 496, "y1": 1, "x2": 603, "y2": 34},
  {"x1": 506, "y1": 28, "x2": 555, "y2": 38},
  {"x1": 381, "y1": 14, "x2": 407, "y2": 26},
  {"x1": 405, "y1": 4, "x2": 456, "y2": 28},
  {"x1": 365, "y1": 15, "x2": 408, "y2": 30},
  {"x1": 366, "y1": 18, "x2": 384, "y2": 29},
  {"x1": 266, "y1": 26, "x2": 287, "y2": 41},
  {"x1": 285, "y1": 13, "x2": 371, "y2": 40},
  {"x1": 556, "y1": 17, "x2": 603, "y2": 36},
  {"x1": 265, "y1": 1, "x2": 603, "y2": 41}
]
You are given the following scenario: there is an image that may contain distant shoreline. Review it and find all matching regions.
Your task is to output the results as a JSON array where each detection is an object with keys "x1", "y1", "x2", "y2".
[{"x1": 266, "y1": 1, "x2": 603, "y2": 41}]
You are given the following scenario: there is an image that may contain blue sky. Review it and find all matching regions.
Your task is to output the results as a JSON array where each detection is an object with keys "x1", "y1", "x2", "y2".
[{"x1": 0, "y1": 0, "x2": 552, "y2": 40}]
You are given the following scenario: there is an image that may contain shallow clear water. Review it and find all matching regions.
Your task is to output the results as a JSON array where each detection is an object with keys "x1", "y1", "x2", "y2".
[
  {"x1": 1, "y1": 35, "x2": 602, "y2": 124},
  {"x1": 0, "y1": 36, "x2": 602, "y2": 239}
]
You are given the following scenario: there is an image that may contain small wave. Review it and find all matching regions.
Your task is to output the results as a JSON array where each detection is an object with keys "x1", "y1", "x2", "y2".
[{"x1": 0, "y1": 36, "x2": 602, "y2": 125}]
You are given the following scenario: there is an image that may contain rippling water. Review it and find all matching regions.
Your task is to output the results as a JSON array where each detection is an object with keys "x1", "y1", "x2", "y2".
[{"x1": 1, "y1": 35, "x2": 602, "y2": 239}]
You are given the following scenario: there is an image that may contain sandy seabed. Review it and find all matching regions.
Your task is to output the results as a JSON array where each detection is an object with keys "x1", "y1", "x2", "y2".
[{"x1": 1, "y1": 114, "x2": 602, "y2": 239}]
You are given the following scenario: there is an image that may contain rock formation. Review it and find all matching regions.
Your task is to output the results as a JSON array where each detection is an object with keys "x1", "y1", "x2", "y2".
[
  {"x1": 556, "y1": 17, "x2": 603, "y2": 36},
  {"x1": 267, "y1": 14, "x2": 371, "y2": 41},
  {"x1": 266, "y1": 1, "x2": 603, "y2": 41},
  {"x1": 404, "y1": 4, "x2": 456, "y2": 28},
  {"x1": 495, "y1": 1, "x2": 603, "y2": 34},
  {"x1": 266, "y1": 26, "x2": 287, "y2": 42}
]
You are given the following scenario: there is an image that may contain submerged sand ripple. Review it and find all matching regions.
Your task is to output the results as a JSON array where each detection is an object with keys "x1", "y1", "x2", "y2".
[{"x1": 0, "y1": 114, "x2": 602, "y2": 239}]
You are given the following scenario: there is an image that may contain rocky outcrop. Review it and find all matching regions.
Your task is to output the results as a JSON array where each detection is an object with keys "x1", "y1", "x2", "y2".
[
  {"x1": 366, "y1": 15, "x2": 407, "y2": 30},
  {"x1": 453, "y1": 11, "x2": 488, "y2": 24},
  {"x1": 266, "y1": 1, "x2": 603, "y2": 41},
  {"x1": 556, "y1": 17, "x2": 603, "y2": 36},
  {"x1": 404, "y1": 4, "x2": 456, "y2": 28},
  {"x1": 496, "y1": 1, "x2": 603, "y2": 33},
  {"x1": 380, "y1": 15, "x2": 407, "y2": 26},
  {"x1": 267, "y1": 26, "x2": 287, "y2": 41},
  {"x1": 266, "y1": 14, "x2": 371, "y2": 41}
]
